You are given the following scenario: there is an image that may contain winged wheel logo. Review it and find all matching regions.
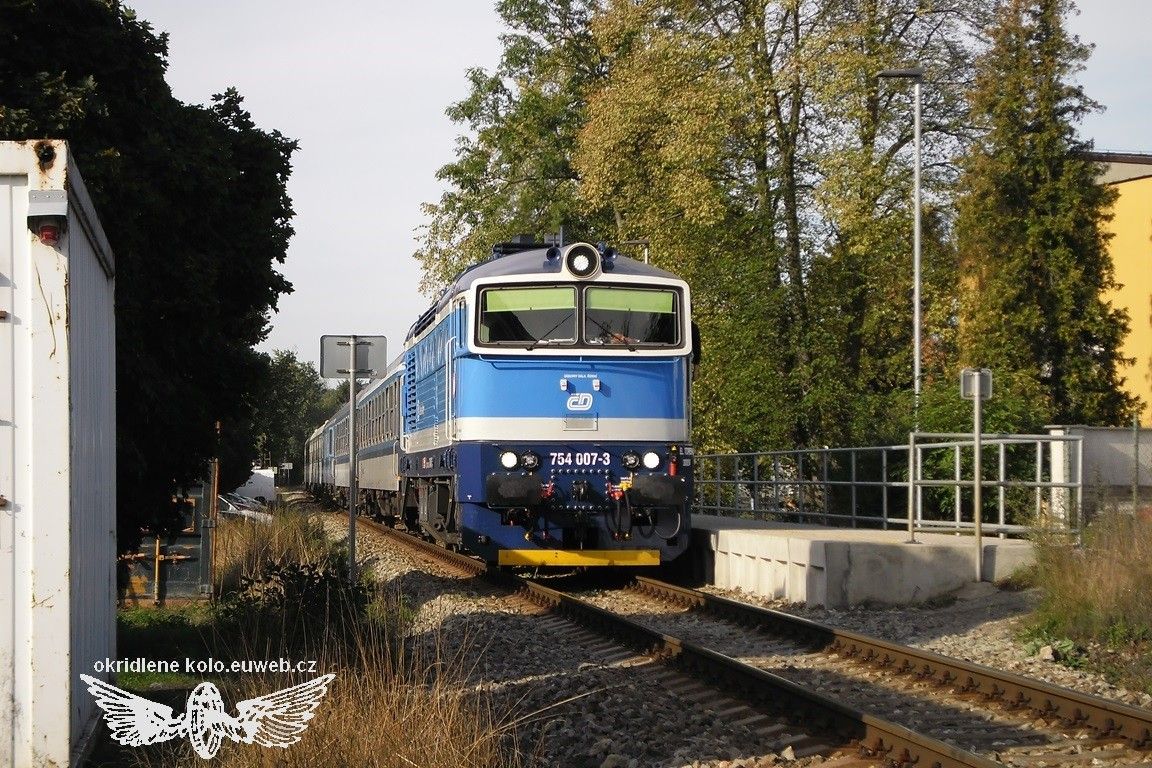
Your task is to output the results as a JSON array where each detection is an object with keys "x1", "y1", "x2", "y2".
[{"x1": 80, "y1": 673, "x2": 335, "y2": 759}]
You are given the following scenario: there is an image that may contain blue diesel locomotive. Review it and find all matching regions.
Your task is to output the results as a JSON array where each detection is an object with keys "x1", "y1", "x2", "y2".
[{"x1": 305, "y1": 240, "x2": 697, "y2": 566}]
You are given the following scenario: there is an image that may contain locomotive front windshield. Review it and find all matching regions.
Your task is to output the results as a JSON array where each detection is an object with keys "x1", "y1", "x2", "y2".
[
  {"x1": 584, "y1": 287, "x2": 678, "y2": 346},
  {"x1": 478, "y1": 286, "x2": 576, "y2": 344},
  {"x1": 478, "y1": 284, "x2": 680, "y2": 348}
]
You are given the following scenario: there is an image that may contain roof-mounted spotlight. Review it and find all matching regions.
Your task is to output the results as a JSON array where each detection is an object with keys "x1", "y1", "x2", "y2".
[{"x1": 562, "y1": 242, "x2": 600, "y2": 279}]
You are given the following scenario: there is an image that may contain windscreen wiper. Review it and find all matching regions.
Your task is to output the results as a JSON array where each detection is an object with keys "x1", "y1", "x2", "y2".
[
  {"x1": 586, "y1": 316, "x2": 638, "y2": 351},
  {"x1": 526, "y1": 312, "x2": 574, "y2": 350}
]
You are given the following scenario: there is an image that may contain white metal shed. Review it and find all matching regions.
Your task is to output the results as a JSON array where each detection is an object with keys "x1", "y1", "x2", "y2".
[{"x1": 1, "y1": 140, "x2": 116, "y2": 767}]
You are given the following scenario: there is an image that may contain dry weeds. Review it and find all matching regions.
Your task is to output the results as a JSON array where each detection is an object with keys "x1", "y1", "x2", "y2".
[{"x1": 114, "y1": 510, "x2": 523, "y2": 767}]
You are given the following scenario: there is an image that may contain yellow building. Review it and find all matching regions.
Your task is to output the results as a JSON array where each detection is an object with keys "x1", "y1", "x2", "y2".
[{"x1": 1091, "y1": 152, "x2": 1152, "y2": 426}]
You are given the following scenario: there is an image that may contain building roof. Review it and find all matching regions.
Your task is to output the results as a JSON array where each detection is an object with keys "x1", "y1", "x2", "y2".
[{"x1": 1082, "y1": 150, "x2": 1152, "y2": 184}]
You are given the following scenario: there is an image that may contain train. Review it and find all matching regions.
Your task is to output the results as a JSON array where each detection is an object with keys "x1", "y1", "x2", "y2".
[{"x1": 304, "y1": 238, "x2": 698, "y2": 567}]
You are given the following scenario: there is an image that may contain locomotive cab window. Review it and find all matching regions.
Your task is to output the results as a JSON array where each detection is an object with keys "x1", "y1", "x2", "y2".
[
  {"x1": 478, "y1": 286, "x2": 576, "y2": 345},
  {"x1": 584, "y1": 287, "x2": 679, "y2": 346}
]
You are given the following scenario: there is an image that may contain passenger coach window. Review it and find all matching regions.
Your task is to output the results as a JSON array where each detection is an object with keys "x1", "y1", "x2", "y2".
[
  {"x1": 584, "y1": 287, "x2": 679, "y2": 346},
  {"x1": 478, "y1": 286, "x2": 576, "y2": 345}
]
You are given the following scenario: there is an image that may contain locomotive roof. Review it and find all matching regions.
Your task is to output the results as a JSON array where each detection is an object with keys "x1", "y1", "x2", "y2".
[{"x1": 408, "y1": 244, "x2": 684, "y2": 341}]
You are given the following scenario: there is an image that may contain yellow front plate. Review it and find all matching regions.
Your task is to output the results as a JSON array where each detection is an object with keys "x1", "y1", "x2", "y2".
[{"x1": 497, "y1": 549, "x2": 661, "y2": 567}]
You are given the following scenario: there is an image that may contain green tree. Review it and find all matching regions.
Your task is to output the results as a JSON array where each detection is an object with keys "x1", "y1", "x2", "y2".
[
  {"x1": 954, "y1": 0, "x2": 1136, "y2": 429},
  {"x1": 576, "y1": 0, "x2": 826, "y2": 451},
  {"x1": 318, "y1": 379, "x2": 351, "y2": 420},
  {"x1": 576, "y1": 0, "x2": 984, "y2": 449},
  {"x1": 414, "y1": 0, "x2": 614, "y2": 293},
  {"x1": 0, "y1": 0, "x2": 297, "y2": 545},
  {"x1": 423, "y1": 0, "x2": 1134, "y2": 453},
  {"x1": 802, "y1": 0, "x2": 988, "y2": 445},
  {"x1": 418, "y1": 0, "x2": 990, "y2": 452},
  {"x1": 251, "y1": 351, "x2": 331, "y2": 480}
]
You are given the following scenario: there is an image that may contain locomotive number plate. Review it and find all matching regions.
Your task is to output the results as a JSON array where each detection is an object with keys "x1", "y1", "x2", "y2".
[{"x1": 549, "y1": 451, "x2": 612, "y2": 467}]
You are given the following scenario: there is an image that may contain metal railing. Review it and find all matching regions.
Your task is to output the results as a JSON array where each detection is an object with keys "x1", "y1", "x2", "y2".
[{"x1": 692, "y1": 432, "x2": 1084, "y2": 537}]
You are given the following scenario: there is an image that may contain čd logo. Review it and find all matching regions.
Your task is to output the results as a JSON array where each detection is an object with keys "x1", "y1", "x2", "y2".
[{"x1": 566, "y1": 393, "x2": 594, "y2": 411}]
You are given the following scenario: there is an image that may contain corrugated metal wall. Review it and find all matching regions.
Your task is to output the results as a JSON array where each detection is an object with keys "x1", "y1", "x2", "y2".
[
  {"x1": 0, "y1": 171, "x2": 24, "y2": 768},
  {"x1": 26, "y1": 173, "x2": 74, "y2": 765},
  {"x1": 65, "y1": 156, "x2": 117, "y2": 755}
]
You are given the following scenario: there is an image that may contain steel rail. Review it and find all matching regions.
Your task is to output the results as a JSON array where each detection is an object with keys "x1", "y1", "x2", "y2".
[
  {"x1": 372, "y1": 525, "x2": 488, "y2": 576},
  {"x1": 504, "y1": 573, "x2": 1003, "y2": 768},
  {"x1": 362, "y1": 522, "x2": 1003, "y2": 768},
  {"x1": 360, "y1": 520, "x2": 1150, "y2": 762},
  {"x1": 634, "y1": 576, "x2": 1152, "y2": 748}
]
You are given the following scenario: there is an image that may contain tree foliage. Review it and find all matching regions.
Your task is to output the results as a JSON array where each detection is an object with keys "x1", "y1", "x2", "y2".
[
  {"x1": 422, "y1": 0, "x2": 992, "y2": 451},
  {"x1": 576, "y1": 0, "x2": 796, "y2": 451},
  {"x1": 0, "y1": 0, "x2": 297, "y2": 546},
  {"x1": 250, "y1": 351, "x2": 334, "y2": 482},
  {"x1": 413, "y1": 0, "x2": 1138, "y2": 451},
  {"x1": 414, "y1": 0, "x2": 615, "y2": 291},
  {"x1": 954, "y1": 0, "x2": 1136, "y2": 429}
]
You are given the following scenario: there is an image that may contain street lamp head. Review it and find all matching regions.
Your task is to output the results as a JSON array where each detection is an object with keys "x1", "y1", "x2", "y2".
[{"x1": 878, "y1": 67, "x2": 924, "y2": 80}]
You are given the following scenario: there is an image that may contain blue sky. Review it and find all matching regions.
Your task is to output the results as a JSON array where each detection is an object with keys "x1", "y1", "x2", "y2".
[{"x1": 125, "y1": 1, "x2": 1149, "y2": 373}]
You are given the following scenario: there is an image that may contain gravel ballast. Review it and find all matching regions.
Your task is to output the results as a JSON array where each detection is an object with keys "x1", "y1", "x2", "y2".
[{"x1": 317, "y1": 511, "x2": 1151, "y2": 767}]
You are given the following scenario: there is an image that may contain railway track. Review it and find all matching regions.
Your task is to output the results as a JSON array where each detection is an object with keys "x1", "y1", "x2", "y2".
[
  {"x1": 588, "y1": 578, "x2": 1152, "y2": 766},
  {"x1": 351, "y1": 517, "x2": 1152, "y2": 768}
]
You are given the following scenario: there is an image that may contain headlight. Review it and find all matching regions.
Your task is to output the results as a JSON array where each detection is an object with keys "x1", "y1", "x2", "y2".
[
  {"x1": 621, "y1": 451, "x2": 641, "y2": 470},
  {"x1": 499, "y1": 451, "x2": 519, "y2": 470},
  {"x1": 564, "y1": 243, "x2": 600, "y2": 278},
  {"x1": 642, "y1": 451, "x2": 661, "y2": 470},
  {"x1": 520, "y1": 451, "x2": 541, "y2": 471}
]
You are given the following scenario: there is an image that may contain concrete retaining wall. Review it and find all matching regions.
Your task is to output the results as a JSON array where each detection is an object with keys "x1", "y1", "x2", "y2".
[{"x1": 689, "y1": 515, "x2": 1035, "y2": 608}]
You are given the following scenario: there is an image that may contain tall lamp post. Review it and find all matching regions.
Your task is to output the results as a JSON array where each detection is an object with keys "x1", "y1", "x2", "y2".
[{"x1": 878, "y1": 66, "x2": 924, "y2": 424}]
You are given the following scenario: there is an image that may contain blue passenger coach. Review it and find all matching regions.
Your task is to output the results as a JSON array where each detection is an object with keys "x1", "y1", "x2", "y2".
[{"x1": 306, "y1": 240, "x2": 696, "y2": 566}]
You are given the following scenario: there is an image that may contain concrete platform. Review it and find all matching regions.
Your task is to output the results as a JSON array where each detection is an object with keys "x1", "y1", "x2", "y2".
[{"x1": 686, "y1": 515, "x2": 1035, "y2": 608}]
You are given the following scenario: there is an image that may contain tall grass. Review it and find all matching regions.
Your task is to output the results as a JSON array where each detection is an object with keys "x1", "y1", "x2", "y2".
[
  {"x1": 212, "y1": 505, "x2": 333, "y2": 594},
  {"x1": 1029, "y1": 512, "x2": 1152, "y2": 691},
  {"x1": 105, "y1": 510, "x2": 522, "y2": 767},
  {"x1": 128, "y1": 614, "x2": 518, "y2": 767}
]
